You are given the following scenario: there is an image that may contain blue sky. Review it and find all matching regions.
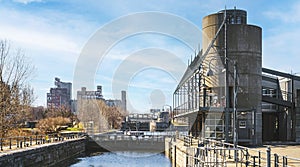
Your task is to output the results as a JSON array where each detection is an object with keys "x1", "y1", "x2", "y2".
[{"x1": 1, "y1": 0, "x2": 300, "y2": 113}]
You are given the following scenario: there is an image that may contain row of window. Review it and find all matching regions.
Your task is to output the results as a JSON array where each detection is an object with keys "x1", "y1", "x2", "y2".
[{"x1": 262, "y1": 88, "x2": 277, "y2": 97}]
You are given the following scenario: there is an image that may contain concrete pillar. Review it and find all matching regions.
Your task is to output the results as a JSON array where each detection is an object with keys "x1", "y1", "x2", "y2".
[
  {"x1": 287, "y1": 109, "x2": 292, "y2": 141},
  {"x1": 255, "y1": 111, "x2": 263, "y2": 145},
  {"x1": 296, "y1": 107, "x2": 300, "y2": 142}
]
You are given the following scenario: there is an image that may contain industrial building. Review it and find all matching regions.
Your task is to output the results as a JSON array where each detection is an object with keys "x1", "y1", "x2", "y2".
[
  {"x1": 77, "y1": 86, "x2": 104, "y2": 100},
  {"x1": 262, "y1": 68, "x2": 300, "y2": 142},
  {"x1": 173, "y1": 8, "x2": 300, "y2": 145},
  {"x1": 105, "y1": 99, "x2": 122, "y2": 107},
  {"x1": 77, "y1": 86, "x2": 127, "y2": 112},
  {"x1": 105, "y1": 90, "x2": 127, "y2": 112}
]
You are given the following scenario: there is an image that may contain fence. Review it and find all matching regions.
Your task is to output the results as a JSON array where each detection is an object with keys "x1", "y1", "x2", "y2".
[
  {"x1": 92, "y1": 133, "x2": 168, "y2": 143},
  {"x1": 0, "y1": 132, "x2": 85, "y2": 152},
  {"x1": 177, "y1": 135, "x2": 300, "y2": 167}
]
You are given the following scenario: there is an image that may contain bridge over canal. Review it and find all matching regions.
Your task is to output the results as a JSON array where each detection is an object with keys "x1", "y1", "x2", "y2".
[{"x1": 87, "y1": 131, "x2": 176, "y2": 152}]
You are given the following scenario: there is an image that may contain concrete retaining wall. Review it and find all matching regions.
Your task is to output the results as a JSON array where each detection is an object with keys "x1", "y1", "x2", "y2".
[
  {"x1": 0, "y1": 138, "x2": 86, "y2": 167},
  {"x1": 165, "y1": 138, "x2": 188, "y2": 167}
]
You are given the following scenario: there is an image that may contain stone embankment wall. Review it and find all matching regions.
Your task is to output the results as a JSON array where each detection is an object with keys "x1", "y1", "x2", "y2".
[
  {"x1": 165, "y1": 137, "x2": 188, "y2": 167},
  {"x1": 0, "y1": 138, "x2": 86, "y2": 167}
]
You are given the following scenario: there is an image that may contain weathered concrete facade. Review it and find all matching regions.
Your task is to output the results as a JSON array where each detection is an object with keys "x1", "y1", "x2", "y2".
[
  {"x1": 202, "y1": 9, "x2": 262, "y2": 145},
  {"x1": 0, "y1": 138, "x2": 85, "y2": 167},
  {"x1": 262, "y1": 69, "x2": 300, "y2": 143},
  {"x1": 173, "y1": 9, "x2": 263, "y2": 145}
]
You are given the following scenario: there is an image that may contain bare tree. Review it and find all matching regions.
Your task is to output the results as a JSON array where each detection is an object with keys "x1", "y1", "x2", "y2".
[
  {"x1": 44, "y1": 106, "x2": 73, "y2": 118},
  {"x1": 34, "y1": 106, "x2": 78, "y2": 135},
  {"x1": 0, "y1": 40, "x2": 35, "y2": 138},
  {"x1": 36, "y1": 116, "x2": 71, "y2": 134},
  {"x1": 77, "y1": 97, "x2": 128, "y2": 133},
  {"x1": 102, "y1": 105, "x2": 127, "y2": 129},
  {"x1": 77, "y1": 99, "x2": 109, "y2": 133}
]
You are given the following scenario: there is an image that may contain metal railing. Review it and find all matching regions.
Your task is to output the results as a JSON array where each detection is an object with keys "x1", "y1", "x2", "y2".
[
  {"x1": 91, "y1": 133, "x2": 174, "y2": 143},
  {"x1": 177, "y1": 135, "x2": 300, "y2": 167},
  {"x1": 0, "y1": 132, "x2": 85, "y2": 152}
]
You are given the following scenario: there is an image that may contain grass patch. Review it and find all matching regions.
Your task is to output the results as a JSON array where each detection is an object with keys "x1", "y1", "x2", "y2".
[{"x1": 66, "y1": 127, "x2": 84, "y2": 131}]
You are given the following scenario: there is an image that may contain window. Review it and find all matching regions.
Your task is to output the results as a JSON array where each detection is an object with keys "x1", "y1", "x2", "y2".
[
  {"x1": 239, "y1": 121, "x2": 246, "y2": 128},
  {"x1": 204, "y1": 112, "x2": 225, "y2": 139},
  {"x1": 236, "y1": 16, "x2": 242, "y2": 24}
]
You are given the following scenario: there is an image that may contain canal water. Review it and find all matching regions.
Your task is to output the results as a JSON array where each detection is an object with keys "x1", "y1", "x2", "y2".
[{"x1": 69, "y1": 152, "x2": 171, "y2": 167}]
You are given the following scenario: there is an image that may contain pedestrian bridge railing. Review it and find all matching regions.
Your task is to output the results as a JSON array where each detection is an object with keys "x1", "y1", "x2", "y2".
[
  {"x1": 88, "y1": 132, "x2": 176, "y2": 152},
  {"x1": 91, "y1": 133, "x2": 174, "y2": 143},
  {"x1": 0, "y1": 132, "x2": 85, "y2": 152}
]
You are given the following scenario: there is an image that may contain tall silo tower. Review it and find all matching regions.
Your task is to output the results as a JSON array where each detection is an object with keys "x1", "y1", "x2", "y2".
[
  {"x1": 202, "y1": 9, "x2": 262, "y2": 145},
  {"x1": 121, "y1": 90, "x2": 127, "y2": 112}
]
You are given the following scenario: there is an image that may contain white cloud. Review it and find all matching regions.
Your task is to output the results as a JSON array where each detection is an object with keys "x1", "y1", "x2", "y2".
[
  {"x1": 0, "y1": 7, "x2": 95, "y2": 53},
  {"x1": 264, "y1": 2, "x2": 300, "y2": 23},
  {"x1": 263, "y1": 29, "x2": 300, "y2": 73},
  {"x1": 0, "y1": 25, "x2": 79, "y2": 54},
  {"x1": 1, "y1": 0, "x2": 264, "y2": 108},
  {"x1": 0, "y1": 4, "x2": 104, "y2": 79},
  {"x1": 0, "y1": 5, "x2": 101, "y2": 106},
  {"x1": 13, "y1": 0, "x2": 42, "y2": 4},
  {"x1": 262, "y1": 1, "x2": 300, "y2": 73}
]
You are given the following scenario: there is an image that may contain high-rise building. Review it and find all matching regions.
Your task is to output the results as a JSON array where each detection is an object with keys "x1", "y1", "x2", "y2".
[
  {"x1": 54, "y1": 77, "x2": 72, "y2": 101},
  {"x1": 47, "y1": 77, "x2": 72, "y2": 108}
]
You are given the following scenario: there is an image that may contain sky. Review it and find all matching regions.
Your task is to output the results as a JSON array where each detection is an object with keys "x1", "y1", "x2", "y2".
[{"x1": 1, "y1": 0, "x2": 300, "y2": 113}]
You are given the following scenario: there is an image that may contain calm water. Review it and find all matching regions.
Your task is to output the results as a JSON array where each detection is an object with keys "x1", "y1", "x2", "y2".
[{"x1": 70, "y1": 152, "x2": 171, "y2": 167}]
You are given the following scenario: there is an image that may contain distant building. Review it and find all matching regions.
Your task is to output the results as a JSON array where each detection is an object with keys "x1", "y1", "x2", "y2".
[
  {"x1": 71, "y1": 100, "x2": 77, "y2": 114},
  {"x1": 47, "y1": 78, "x2": 72, "y2": 108},
  {"x1": 47, "y1": 88, "x2": 68, "y2": 108},
  {"x1": 77, "y1": 86, "x2": 103, "y2": 100},
  {"x1": 76, "y1": 86, "x2": 104, "y2": 115},
  {"x1": 76, "y1": 86, "x2": 127, "y2": 114},
  {"x1": 105, "y1": 90, "x2": 127, "y2": 111},
  {"x1": 121, "y1": 90, "x2": 127, "y2": 111},
  {"x1": 150, "y1": 109, "x2": 161, "y2": 113},
  {"x1": 28, "y1": 106, "x2": 45, "y2": 121},
  {"x1": 105, "y1": 99, "x2": 122, "y2": 107},
  {"x1": 55, "y1": 77, "x2": 72, "y2": 100}
]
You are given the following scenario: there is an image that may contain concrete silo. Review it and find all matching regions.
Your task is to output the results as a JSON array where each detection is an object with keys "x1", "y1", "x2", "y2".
[{"x1": 202, "y1": 9, "x2": 262, "y2": 145}]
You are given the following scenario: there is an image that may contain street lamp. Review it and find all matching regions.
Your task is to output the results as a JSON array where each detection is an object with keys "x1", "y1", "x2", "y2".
[{"x1": 162, "y1": 104, "x2": 172, "y2": 113}]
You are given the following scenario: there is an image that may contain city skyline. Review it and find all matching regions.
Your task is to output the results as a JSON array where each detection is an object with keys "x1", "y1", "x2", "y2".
[{"x1": 1, "y1": 0, "x2": 300, "y2": 113}]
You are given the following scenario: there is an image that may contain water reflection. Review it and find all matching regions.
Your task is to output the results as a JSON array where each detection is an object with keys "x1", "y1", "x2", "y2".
[{"x1": 70, "y1": 152, "x2": 171, "y2": 167}]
